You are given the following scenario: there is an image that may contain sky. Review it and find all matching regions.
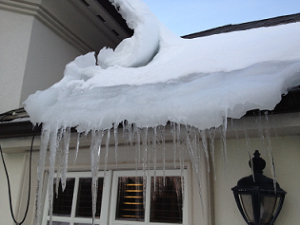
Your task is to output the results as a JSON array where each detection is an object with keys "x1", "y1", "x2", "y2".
[{"x1": 142, "y1": 0, "x2": 300, "y2": 36}]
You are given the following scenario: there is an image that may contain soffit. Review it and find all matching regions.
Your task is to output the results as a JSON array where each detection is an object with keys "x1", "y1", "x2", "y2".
[
  {"x1": 39, "y1": 0, "x2": 132, "y2": 52},
  {"x1": 0, "y1": 0, "x2": 132, "y2": 53}
]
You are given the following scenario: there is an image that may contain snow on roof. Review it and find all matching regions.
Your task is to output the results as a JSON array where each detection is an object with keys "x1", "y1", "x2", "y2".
[{"x1": 24, "y1": 0, "x2": 300, "y2": 132}]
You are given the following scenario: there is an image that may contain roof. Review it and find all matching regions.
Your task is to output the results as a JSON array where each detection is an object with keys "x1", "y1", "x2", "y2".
[
  {"x1": 1, "y1": 13, "x2": 300, "y2": 138},
  {"x1": 182, "y1": 13, "x2": 300, "y2": 39}
]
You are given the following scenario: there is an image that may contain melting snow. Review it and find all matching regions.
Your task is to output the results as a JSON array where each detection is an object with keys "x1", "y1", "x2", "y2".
[{"x1": 24, "y1": 5, "x2": 300, "y2": 131}]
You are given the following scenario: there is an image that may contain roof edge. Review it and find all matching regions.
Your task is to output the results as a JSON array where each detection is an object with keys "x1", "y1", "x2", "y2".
[{"x1": 182, "y1": 13, "x2": 300, "y2": 39}]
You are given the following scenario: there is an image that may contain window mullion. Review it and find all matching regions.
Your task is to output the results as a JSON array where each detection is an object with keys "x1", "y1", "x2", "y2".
[
  {"x1": 70, "y1": 174, "x2": 80, "y2": 220},
  {"x1": 145, "y1": 172, "x2": 151, "y2": 225},
  {"x1": 101, "y1": 170, "x2": 112, "y2": 225}
]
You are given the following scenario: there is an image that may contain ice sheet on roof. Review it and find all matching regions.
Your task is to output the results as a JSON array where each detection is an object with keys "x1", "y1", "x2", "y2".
[{"x1": 23, "y1": 0, "x2": 300, "y2": 131}]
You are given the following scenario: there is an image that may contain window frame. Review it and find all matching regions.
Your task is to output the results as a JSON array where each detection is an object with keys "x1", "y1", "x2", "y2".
[
  {"x1": 42, "y1": 169, "x2": 188, "y2": 225},
  {"x1": 109, "y1": 169, "x2": 188, "y2": 225},
  {"x1": 42, "y1": 171, "x2": 112, "y2": 225}
]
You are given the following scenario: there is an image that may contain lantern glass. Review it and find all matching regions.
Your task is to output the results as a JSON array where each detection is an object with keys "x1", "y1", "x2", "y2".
[
  {"x1": 240, "y1": 194, "x2": 254, "y2": 222},
  {"x1": 260, "y1": 195, "x2": 278, "y2": 224}
]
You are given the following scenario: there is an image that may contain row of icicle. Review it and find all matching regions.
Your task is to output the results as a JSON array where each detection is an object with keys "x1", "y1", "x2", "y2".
[{"x1": 35, "y1": 111, "x2": 277, "y2": 225}]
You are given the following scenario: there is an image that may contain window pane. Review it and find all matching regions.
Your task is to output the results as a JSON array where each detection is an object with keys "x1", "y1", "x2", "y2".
[
  {"x1": 150, "y1": 176, "x2": 183, "y2": 223},
  {"x1": 52, "y1": 178, "x2": 75, "y2": 216},
  {"x1": 75, "y1": 177, "x2": 104, "y2": 218},
  {"x1": 116, "y1": 177, "x2": 145, "y2": 221}
]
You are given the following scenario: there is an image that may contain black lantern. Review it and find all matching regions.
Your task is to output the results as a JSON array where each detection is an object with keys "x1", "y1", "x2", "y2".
[{"x1": 232, "y1": 150, "x2": 286, "y2": 225}]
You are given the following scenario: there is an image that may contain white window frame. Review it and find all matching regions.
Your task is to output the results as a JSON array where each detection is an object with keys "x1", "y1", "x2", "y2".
[
  {"x1": 109, "y1": 169, "x2": 189, "y2": 225},
  {"x1": 42, "y1": 171, "x2": 112, "y2": 225}
]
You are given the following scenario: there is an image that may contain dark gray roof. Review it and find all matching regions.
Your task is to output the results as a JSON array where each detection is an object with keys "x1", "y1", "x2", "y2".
[{"x1": 182, "y1": 13, "x2": 300, "y2": 39}]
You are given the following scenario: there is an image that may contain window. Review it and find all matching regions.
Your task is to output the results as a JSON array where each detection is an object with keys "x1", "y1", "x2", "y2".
[
  {"x1": 43, "y1": 170, "x2": 188, "y2": 225},
  {"x1": 109, "y1": 170, "x2": 188, "y2": 225},
  {"x1": 42, "y1": 171, "x2": 111, "y2": 225}
]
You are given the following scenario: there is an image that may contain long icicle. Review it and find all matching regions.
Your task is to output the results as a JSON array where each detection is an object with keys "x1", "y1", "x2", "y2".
[
  {"x1": 142, "y1": 127, "x2": 148, "y2": 208},
  {"x1": 61, "y1": 127, "x2": 71, "y2": 192},
  {"x1": 200, "y1": 129, "x2": 210, "y2": 172},
  {"x1": 171, "y1": 122, "x2": 177, "y2": 168},
  {"x1": 104, "y1": 128, "x2": 111, "y2": 183},
  {"x1": 74, "y1": 133, "x2": 81, "y2": 165},
  {"x1": 48, "y1": 129, "x2": 59, "y2": 225},
  {"x1": 35, "y1": 129, "x2": 50, "y2": 225},
  {"x1": 264, "y1": 112, "x2": 277, "y2": 191},
  {"x1": 186, "y1": 128, "x2": 205, "y2": 219},
  {"x1": 55, "y1": 128, "x2": 63, "y2": 198},
  {"x1": 90, "y1": 130, "x2": 104, "y2": 225},
  {"x1": 153, "y1": 127, "x2": 157, "y2": 192},
  {"x1": 114, "y1": 123, "x2": 119, "y2": 167}
]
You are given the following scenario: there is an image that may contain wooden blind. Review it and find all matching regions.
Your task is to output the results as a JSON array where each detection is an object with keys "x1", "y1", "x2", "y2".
[{"x1": 115, "y1": 177, "x2": 145, "y2": 221}]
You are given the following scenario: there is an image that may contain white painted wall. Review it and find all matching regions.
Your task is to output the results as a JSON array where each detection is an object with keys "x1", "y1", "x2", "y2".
[
  {"x1": 20, "y1": 18, "x2": 82, "y2": 104},
  {"x1": 0, "y1": 153, "x2": 27, "y2": 225},
  {"x1": 2, "y1": 125, "x2": 300, "y2": 225},
  {"x1": 0, "y1": 9, "x2": 34, "y2": 113},
  {"x1": 213, "y1": 135, "x2": 300, "y2": 225}
]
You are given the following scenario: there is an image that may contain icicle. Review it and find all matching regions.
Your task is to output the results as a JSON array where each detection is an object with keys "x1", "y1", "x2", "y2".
[
  {"x1": 179, "y1": 132, "x2": 185, "y2": 206},
  {"x1": 176, "y1": 123, "x2": 181, "y2": 168},
  {"x1": 171, "y1": 122, "x2": 177, "y2": 168},
  {"x1": 231, "y1": 118, "x2": 241, "y2": 153},
  {"x1": 200, "y1": 129, "x2": 210, "y2": 172},
  {"x1": 186, "y1": 129, "x2": 205, "y2": 218},
  {"x1": 48, "y1": 130, "x2": 59, "y2": 225},
  {"x1": 244, "y1": 128, "x2": 254, "y2": 181},
  {"x1": 90, "y1": 130, "x2": 104, "y2": 225},
  {"x1": 114, "y1": 123, "x2": 118, "y2": 166},
  {"x1": 104, "y1": 128, "x2": 111, "y2": 182},
  {"x1": 61, "y1": 127, "x2": 71, "y2": 192},
  {"x1": 55, "y1": 128, "x2": 63, "y2": 198},
  {"x1": 159, "y1": 125, "x2": 166, "y2": 186},
  {"x1": 142, "y1": 128, "x2": 148, "y2": 208},
  {"x1": 35, "y1": 129, "x2": 50, "y2": 225},
  {"x1": 133, "y1": 124, "x2": 139, "y2": 174},
  {"x1": 208, "y1": 128, "x2": 216, "y2": 180},
  {"x1": 221, "y1": 115, "x2": 228, "y2": 163},
  {"x1": 173, "y1": 176, "x2": 183, "y2": 221},
  {"x1": 127, "y1": 123, "x2": 134, "y2": 145},
  {"x1": 264, "y1": 112, "x2": 277, "y2": 191},
  {"x1": 122, "y1": 121, "x2": 125, "y2": 137},
  {"x1": 74, "y1": 133, "x2": 81, "y2": 165},
  {"x1": 152, "y1": 127, "x2": 157, "y2": 192},
  {"x1": 136, "y1": 126, "x2": 141, "y2": 164},
  {"x1": 256, "y1": 111, "x2": 267, "y2": 154}
]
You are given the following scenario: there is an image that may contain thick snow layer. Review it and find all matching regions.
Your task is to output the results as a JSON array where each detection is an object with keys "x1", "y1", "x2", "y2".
[{"x1": 24, "y1": 0, "x2": 300, "y2": 132}]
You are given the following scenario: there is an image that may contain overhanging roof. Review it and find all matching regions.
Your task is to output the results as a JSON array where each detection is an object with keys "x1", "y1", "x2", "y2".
[{"x1": 1, "y1": 13, "x2": 300, "y2": 139}]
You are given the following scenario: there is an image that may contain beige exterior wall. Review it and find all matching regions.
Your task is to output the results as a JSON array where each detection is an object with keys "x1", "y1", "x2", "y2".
[
  {"x1": 213, "y1": 135, "x2": 300, "y2": 225},
  {"x1": 0, "y1": 9, "x2": 34, "y2": 113},
  {"x1": 0, "y1": 153, "x2": 27, "y2": 225},
  {"x1": 3, "y1": 121, "x2": 300, "y2": 225},
  {"x1": 20, "y1": 18, "x2": 82, "y2": 104}
]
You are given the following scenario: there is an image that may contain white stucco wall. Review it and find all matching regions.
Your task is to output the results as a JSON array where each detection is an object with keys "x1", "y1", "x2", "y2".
[
  {"x1": 20, "y1": 18, "x2": 82, "y2": 104},
  {"x1": 213, "y1": 135, "x2": 300, "y2": 225},
  {"x1": 0, "y1": 153, "x2": 27, "y2": 225},
  {"x1": 2, "y1": 125, "x2": 300, "y2": 225},
  {"x1": 0, "y1": 9, "x2": 34, "y2": 113}
]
